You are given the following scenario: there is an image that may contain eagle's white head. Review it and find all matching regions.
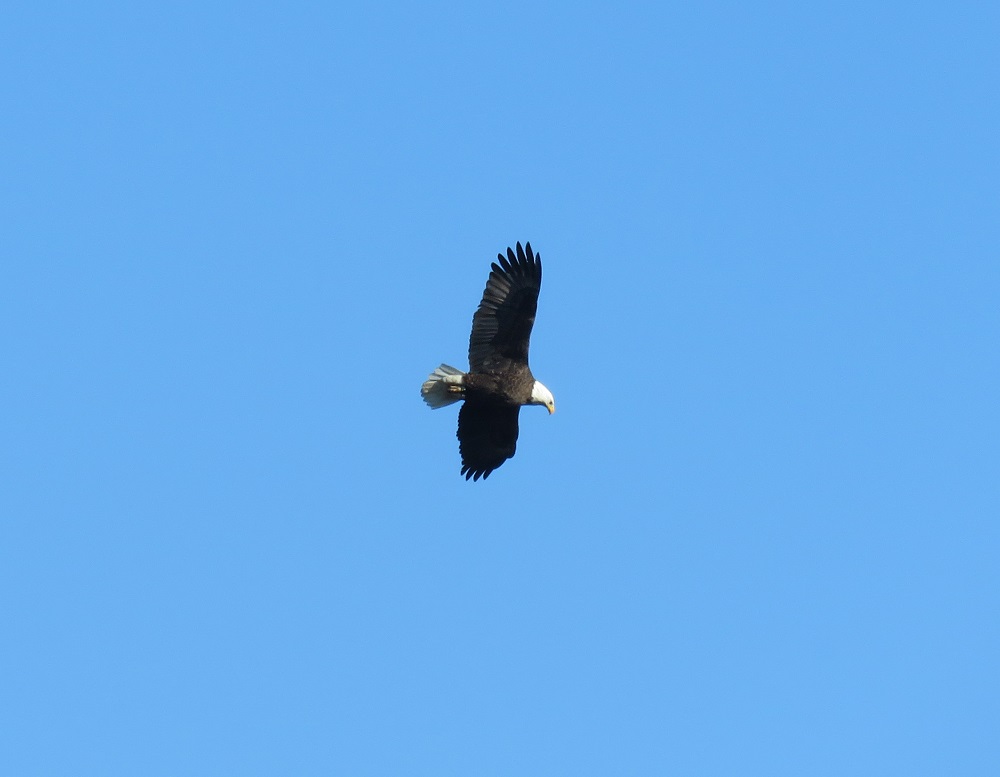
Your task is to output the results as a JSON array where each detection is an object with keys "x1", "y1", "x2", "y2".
[{"x1": 529, "y1": 380, "x2": 556, "y2": 414}]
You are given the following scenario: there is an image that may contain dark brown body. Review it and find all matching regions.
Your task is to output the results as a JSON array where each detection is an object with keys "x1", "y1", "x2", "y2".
[{"x1": 463, "y1": 371, "x2": 535, "y2": 406}]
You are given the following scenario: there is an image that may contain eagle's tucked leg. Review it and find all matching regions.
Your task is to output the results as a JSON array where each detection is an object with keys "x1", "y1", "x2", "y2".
[{"x1": 420, "y1": 364, "x2": 466, "y2": 409}]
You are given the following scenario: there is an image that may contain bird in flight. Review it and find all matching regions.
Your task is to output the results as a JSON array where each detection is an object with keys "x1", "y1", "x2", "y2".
[{"x1": 421, "y1": 242, "x2": 555, "y2": 480}]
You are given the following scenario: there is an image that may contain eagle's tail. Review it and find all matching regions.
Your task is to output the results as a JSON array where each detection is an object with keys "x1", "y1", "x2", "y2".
[{"x1": 421, "y1": 364, "x2": 466, "y2": 408}]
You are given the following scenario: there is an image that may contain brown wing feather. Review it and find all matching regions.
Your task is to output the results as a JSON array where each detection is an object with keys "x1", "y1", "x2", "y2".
[
  {"x1": 468, "y1": 242, "x2": 541, "y2": 373},
  {"x1": 457, "y1": 401, "x2": 520, "y2": 481}
]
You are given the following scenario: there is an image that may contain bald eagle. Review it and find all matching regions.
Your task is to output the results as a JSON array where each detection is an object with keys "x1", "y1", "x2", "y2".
[{"x1": 421, "y1": 242, "x2": 555, "y2": 480}]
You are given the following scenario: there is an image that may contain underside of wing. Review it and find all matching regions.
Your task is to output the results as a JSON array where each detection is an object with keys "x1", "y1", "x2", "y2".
[
  {"x1": 468, "y1": 242, "x2": 541, "y2": 373},
  {"x1": 457, "y1": 401, "x2": 520, "y2": 481}
]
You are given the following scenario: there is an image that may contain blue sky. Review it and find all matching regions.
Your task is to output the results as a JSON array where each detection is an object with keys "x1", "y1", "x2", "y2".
[{"x1": 2, "y1": 2, "x2": 998, "y2": 774}]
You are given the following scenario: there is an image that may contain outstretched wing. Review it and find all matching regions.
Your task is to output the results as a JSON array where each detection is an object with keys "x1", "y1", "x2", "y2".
[
  {"x1": 468, "y1": 242, "x2": 541, "y2": 373},
  {"x1": 457, "y1": 401, "x2": 520, "y2": 481}
]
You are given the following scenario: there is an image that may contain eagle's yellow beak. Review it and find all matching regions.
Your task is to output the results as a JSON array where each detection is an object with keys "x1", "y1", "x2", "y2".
[{"x1": 547, "y1": 403, "x2": 555, "y2": 415}]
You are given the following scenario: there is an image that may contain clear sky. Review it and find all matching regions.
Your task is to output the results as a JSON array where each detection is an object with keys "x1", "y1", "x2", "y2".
[{"x1": 2, "y1": 2, "x2": 998, "y2": 775}]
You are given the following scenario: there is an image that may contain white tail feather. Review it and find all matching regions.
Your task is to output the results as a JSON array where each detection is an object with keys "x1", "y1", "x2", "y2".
[{"x1": 421, "y1": 364, "x2": 466, "y2": 408}]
